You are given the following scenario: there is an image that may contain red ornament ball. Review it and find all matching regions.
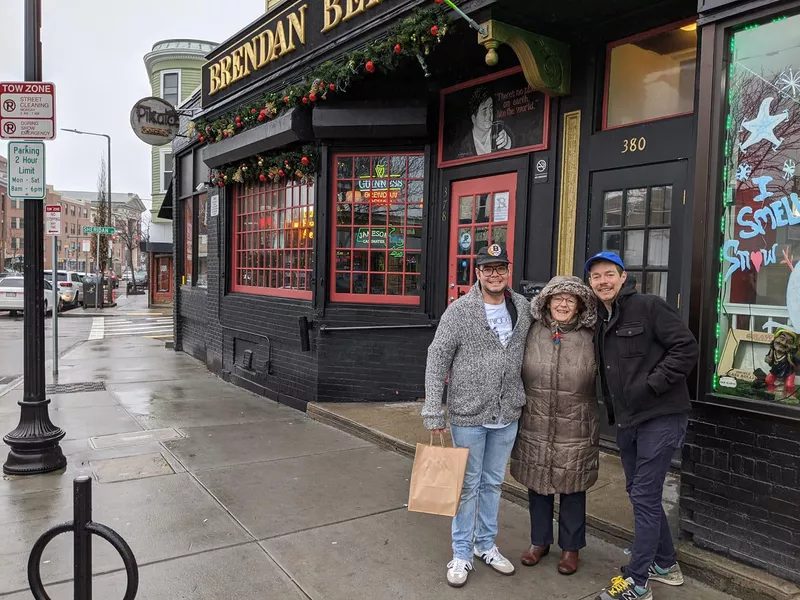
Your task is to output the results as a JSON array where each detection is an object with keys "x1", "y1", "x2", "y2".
[
  {"x1": 285, "y1": 160, "x2": 290, "y2": 166},
  {"x1": 394, "y1": 44, "x2": 402, "y2": 54},
  {"x1": 235, "y1": 116, "x2": 241, "y2": 123},
  {"x1": 259, "y1": 173, "x2": 267, "y2": 182},
  {"x1": 278, "y1": 169, "x2": 285, "y2": 178},
  {"x1": 365, "y1": 60, "x2": 376, "y2": 73},
  {"x1": 329, "y1": 83, "x2": 336, "y2": 91},
  {"x1": 198, "y1": 135, "x2": 205, "y2": 142},
  {"x1": 250, "y1": 108, "x2": 257, "y2": 114},
  {"x1": 217, "y1": 180, "x2": 224, "y2": 188},
  {"x1": 302, "y1": 96, "x2": 309, "y2": 104},
  {"x1": 205, "y1": 126, "x2": 211, "y2": 133},
  {"x1": 257, "y1": 114, "x2": 265, "y2": 122},
  {"x1": 435, "y1": 0, "x2": 443, "y2": 3},
  {"x1": 309, "y1": 93, "x2": 317, "y2": 102},
  {"x1": 301, "y1": 156, "x2": 310, "y2": 166},
  {"x1": 431, "y1": 25, "x2": 439, "y2": 36},
  {"x1": 236, "y1": 122, "x2": 242, "y2": 128},
  {"x1": 284, "y1": 96, "x2": 290, "y2": 104}
]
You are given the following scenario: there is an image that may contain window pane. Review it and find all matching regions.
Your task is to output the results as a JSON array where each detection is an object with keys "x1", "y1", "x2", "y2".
[
  {"x1": 184, "y1": 199, "x2": 193, "y2": 285},
  {"x1": 625, "y1": 188, "x2": 647, "y2": 227},
  {"x1": 602, "y1": 231, "x2": 622, "y2": 253},
  {"x1": 647, "y1": 229, "x2": 670, "y2": 267},
  {"x1": 231, "y1": 181, "x2": 315, "y2": 297},
  {"x1": 605, "y1": 24, "x2": 697, "y2": 128},
  {"x1": 646, "y1": 271, "x2": 668, "y2": 299},
  {"x1": 475, "y1": 194, "x2": 490, "y2": 223},
  {"x1": 715, "y1": 14, "x2": 800, "y2": 407},
  {"x1": 623, "y1": 230, "x2": 644, "y2": 268},
  {"x1": 331, "y1": 153, "x2": 425, "y2": 303},
  {"x1": 649, "y1": 186, "x2": 672, "y2": 226},
  {"x1": 459, "y1": 196, "x2": 473, "y2": 224},
  {"x1": 603, "y1": 190, "x2": 623, "y2": 227}
]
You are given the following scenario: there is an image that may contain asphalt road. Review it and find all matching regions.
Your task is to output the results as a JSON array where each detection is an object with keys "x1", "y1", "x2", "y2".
[{"x1": 0, "y1": 307, "x2": 91, "y2": 392}]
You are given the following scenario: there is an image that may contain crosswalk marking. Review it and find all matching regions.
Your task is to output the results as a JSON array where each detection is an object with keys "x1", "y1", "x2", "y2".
[
  {"x1": 86, "y1": 316, "x2": 173, "y2": 341},
  {"x1": 88, "y1": 317, "x2": 105, "y2": 340}
]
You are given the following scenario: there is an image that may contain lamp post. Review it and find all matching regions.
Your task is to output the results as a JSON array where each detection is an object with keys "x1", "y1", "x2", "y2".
[
  {"x1": 3, "y1": 0, "x2": 67, "y2": 475},
  {"x1": 62, "y1": 128, "x2": 111, "y2": 307}
]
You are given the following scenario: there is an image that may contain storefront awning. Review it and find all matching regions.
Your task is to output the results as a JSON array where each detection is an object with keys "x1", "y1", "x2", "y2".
[
  {"x1": 157, "y1": 180, "x2": 173, "y2": 220},
  {"x1": 312, "y1": 103, "x2": 427, "y2": 139},
  {"x1": 202, "y1": 108, "x2": 313, "y2": 169}
]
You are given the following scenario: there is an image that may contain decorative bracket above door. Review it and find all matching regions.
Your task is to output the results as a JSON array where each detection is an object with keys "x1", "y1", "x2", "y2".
[{"x1": 478, "y1": 20, "x2": 571, "y2": 96}]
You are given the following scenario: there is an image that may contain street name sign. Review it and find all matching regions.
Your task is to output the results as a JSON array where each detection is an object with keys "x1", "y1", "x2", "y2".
[
  {"x1": 83, "y1": 226, "x2": 115, "y2": 235},
  {"x1": 45, "y1": 204, "x2": 61, "y2": 236},
  {"x1": 7, "y1": 141, "x2": 46, "y2": 199},
  {"x1": 0, "y1": 82, "x2": 56, "y2": 140}
]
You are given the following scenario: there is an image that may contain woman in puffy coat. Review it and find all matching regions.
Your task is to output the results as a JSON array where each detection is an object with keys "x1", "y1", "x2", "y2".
[{"x1": 510, "y1": 275, "x2": 599, "y2": 576}]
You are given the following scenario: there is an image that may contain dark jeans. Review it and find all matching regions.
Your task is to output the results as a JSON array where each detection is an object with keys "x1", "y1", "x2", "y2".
[
  {"x1": 528, "y1": 489, "x2": 587, "y2": 552},
  {"x1": 617, "y1": 412, "x2": 688, "y2": 588}
]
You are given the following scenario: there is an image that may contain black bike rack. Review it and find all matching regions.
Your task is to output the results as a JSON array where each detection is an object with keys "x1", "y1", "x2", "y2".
[{"x1": 27, "y1": 476, "x2": 139, "y2": 600}]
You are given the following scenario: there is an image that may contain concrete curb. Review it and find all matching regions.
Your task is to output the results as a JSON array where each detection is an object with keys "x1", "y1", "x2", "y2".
[{"x1": 307, "y1": 403, "x2": 800, "y2": 600}]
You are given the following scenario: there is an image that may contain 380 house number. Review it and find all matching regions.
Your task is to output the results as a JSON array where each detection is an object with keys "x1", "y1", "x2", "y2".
[{"x1": 621, "y1": 137, "x2": 647, "y2": 153}]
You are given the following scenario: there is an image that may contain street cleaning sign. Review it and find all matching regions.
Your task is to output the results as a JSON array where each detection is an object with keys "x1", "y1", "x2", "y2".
[
  {"x1": 7, "y1": 140, "x2": 45, "y2": 199},
  {"x1": 45, "y1": 204, "x2": 61, "y2": 236},
  {"x1": 83, "y1": 226, "x2": 115, "y2": 235},
  {"x1": 0, "y1": 82, "x2": 56, "y2": 140}
]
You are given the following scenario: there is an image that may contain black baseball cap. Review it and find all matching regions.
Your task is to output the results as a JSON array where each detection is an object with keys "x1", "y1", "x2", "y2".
[{"x1": 476, "y1": 244, "x2": 510, "y2": 266}]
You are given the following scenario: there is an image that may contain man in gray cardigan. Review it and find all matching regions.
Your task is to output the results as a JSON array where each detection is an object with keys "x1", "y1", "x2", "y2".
[{"x1": 422, "y1": 244, "x2": 532, "y2": 588}]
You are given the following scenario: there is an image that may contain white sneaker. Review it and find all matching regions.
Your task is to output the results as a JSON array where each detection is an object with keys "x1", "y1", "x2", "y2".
[
  {"x1": 446, "y1": 558, "x2": 473, "y2": 587},
  {"x1": 474, "y1": 545, "x2": 516, "y2": 575}
]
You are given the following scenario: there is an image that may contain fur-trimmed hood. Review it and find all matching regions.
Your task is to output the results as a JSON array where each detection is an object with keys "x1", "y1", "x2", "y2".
[{"x1": 531, "y1": 275, "x2": 597, "y2": 330}]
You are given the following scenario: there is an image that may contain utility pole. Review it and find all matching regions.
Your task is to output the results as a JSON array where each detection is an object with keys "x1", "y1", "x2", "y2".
[{"x1": 3, "y1": 0, "x2": 66, "y2": 475}]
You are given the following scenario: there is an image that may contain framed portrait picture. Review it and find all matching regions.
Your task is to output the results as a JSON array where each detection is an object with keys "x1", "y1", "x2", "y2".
[{"x1": 438, "y1": 66, "x2": 550, "y2": 168}]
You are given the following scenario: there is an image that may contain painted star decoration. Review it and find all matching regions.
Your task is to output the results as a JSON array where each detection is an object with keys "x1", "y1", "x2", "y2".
[
  {"x1": 779, "y1": 68, "x2": 800, "y2": 98},
  {"x1": 740, "y1": 97, "x2": 789, "y2": 153},
  {"x1": 783, "y1": 158, "x2": 797, "y2": 181}
]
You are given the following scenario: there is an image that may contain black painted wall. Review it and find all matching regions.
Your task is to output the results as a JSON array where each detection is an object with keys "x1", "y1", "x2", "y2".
[{"x1": 681, "y1": 403, "x2": 800, "y2": 583}]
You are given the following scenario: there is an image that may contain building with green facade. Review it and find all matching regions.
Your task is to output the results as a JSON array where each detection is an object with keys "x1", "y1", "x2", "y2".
[{"x1": 142, "y1": 39, "x2": 216, "y2": 303}]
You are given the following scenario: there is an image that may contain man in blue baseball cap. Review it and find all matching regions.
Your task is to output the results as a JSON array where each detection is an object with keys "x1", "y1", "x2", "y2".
[{"x1": 585, "y1": 252, "x2": 699, "y2": 600}]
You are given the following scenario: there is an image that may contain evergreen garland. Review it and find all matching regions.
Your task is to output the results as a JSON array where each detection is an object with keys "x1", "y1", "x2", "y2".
[
  {"x1": 210, "y1": 144, "x2": 319, "y2": 187},
  {"x1": 192, "y1": 6, "x2": 450, "y2": 146}
]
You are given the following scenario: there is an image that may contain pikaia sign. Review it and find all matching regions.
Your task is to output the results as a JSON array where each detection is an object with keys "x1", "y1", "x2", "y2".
[
  {"x1": 202, "y1": 0, "x2": 404, "y2": 107},
  {"x1": 130, "y1": 97, "x2": 180, "y2": 146}
]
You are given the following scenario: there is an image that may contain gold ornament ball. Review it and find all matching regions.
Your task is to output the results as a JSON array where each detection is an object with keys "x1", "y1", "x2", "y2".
[{"x1": 485, "y1": 48, "x2": 499, "y2": 67}]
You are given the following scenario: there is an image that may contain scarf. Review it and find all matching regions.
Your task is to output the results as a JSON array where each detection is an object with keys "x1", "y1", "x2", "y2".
[{"x1": 544, "y1": 313, "x2": 579, "y2": 345}]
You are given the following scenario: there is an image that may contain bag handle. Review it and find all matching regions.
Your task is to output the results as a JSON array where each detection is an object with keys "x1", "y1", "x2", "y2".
[{"x1": 429, "y1": 431, "x2": 445, "y2": 447}]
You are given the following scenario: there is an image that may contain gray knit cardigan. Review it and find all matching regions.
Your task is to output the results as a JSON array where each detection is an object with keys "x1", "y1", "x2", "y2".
[{"x1": 421, "y1": 283, "x2": 533, "y2": 430}]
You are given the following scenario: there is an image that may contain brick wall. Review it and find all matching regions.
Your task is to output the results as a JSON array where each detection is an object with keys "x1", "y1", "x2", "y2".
[{"x1": 680, "y1": 403, "x2": 800, "y2": 583}]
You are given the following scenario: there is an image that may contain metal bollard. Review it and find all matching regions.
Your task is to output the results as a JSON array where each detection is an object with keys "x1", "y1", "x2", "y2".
[{"x1": 27, "y1": 476, "x2": 139, "y2": 600}]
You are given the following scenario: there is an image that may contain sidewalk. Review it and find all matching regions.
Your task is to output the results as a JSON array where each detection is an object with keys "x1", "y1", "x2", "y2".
[
  {"x1": 60, "y1": 290, "x2": 173, "y2": 319},
  {"x1": 0, "y1": 337, "x2": 741, "y2": 599}
]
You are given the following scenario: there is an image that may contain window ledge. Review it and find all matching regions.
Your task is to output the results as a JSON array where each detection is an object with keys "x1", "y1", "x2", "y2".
[{"x1": 696, "y1": 392, "x2": 800, "y2": 423}]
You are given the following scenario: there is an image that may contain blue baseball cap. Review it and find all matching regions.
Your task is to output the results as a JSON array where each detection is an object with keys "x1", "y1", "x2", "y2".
[{"x1": 584, "y1": 251, "x2": 625, "y2": 272}]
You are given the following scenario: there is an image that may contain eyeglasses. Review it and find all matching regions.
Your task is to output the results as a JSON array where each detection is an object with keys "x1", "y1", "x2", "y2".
[
  {"x1": 551, "y1": 296, "x2": 578, "y2": 307},
  {"x1": 478, "y1": 265, "x2": 508, "y2": 275}
]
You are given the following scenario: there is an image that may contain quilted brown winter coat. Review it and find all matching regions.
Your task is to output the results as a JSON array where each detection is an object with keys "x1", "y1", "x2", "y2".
[{"x1": 510, "y1": 276, "x2": 600, "y2": 495}]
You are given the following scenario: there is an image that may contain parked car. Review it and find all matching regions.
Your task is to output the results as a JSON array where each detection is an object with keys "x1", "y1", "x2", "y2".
[
  {"x1": 133, "y1": 270, "x2": 148, "y2": 291},
  {"x1": 0, "y1": 276, "x2": 58, "y2": 316},
  {"x1": 44, "y1": 270, "x2": 84, "y2": 308}
]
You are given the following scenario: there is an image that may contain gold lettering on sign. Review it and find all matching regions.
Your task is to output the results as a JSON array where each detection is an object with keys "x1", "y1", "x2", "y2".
[
  {"x1": 322, "y1": 0, "x2": 343, "y2": 33},
  {"x1": 344, "y1": 0, "x2": 365, "y2": 22},
  {"x1": 621, "y1": 136, "x2": 647, "y2": 154},
  {"x1": 242, "y1": 40, "x2": 258, "y2": 77},
  {"x1": 209, "y1": 64, "x2": 221, "y2": 95},
  {"x1": 287, "y1": 6, "x2": 307, "y2": 50}
]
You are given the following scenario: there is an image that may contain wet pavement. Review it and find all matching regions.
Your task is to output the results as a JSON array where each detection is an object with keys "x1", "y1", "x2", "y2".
[{"x1": 0, "y1": 335, "x2": 737, "y2": 599}]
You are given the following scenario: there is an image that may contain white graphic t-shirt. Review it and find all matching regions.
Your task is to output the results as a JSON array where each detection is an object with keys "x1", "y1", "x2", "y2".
[
  {"x1": 484, "y1": 301, "x2": 514, "y2": 429},
  {"x1": 485, "y1": 302, "x2": 513, "y2": 348}
]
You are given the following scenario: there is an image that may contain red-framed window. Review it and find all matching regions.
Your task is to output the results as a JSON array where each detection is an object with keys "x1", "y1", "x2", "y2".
[
  {"x1": 602, "y1": 20, "x2": 697, "y2": 130},
  {"x1": 331, "y1": 153, "x2": 424, "y2": 305},
  {"x1": 231, "y1": 180, "x2": 315, "y2": 299}
]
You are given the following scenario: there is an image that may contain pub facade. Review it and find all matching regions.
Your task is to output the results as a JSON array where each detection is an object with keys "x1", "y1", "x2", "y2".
[{"x1": 170, "y1": 0, "x2": 800, "y2": 584}]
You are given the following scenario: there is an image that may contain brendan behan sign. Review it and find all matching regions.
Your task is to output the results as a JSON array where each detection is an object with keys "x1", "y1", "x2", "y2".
[{"x1": 130, "y1": 97, "x2": 180, "y2": 146}]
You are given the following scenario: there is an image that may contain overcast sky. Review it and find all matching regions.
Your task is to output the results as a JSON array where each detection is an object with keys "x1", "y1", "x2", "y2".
[{"x1": 0, "y1": 0, "x2": 265, "y2": 200}]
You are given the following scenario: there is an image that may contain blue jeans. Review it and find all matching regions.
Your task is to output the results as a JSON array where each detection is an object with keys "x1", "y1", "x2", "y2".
[
  {"x1": 450, "y1": 421, "x2": 519, "y2": 561},
  {"x1": 617, "y1": 413, "x2": 688, "y2": 588}
]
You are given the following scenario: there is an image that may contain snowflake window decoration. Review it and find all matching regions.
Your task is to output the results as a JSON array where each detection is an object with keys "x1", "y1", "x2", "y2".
[
  {"x1": 736, "y1": 163, "x2": 752, "y2": 182},
  {"x1": 783, "y1": 158, "x2": 797, "y2": 181},
  {"x1": 779, "y1": 68, "x2": 800, "y2": 99}
]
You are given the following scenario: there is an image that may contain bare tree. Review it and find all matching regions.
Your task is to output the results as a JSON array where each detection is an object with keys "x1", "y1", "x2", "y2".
[
  {"x1": 114, "y1": 211, "x2": 140, "y2": 293},
  {"x1": 89, "y1": 157, "x2": 110, "y2": 274}
]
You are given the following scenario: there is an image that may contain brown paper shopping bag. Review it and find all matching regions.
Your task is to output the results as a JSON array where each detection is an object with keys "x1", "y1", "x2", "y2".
[{"x1": 407, "y1": 433, "x2": 469, "y2": 517}]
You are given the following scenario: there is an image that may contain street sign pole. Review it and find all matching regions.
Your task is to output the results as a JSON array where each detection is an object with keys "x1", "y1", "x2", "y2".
[
  {"x1": 51, "y1": 234, "x2": 58, "y2": 375},
  {"x1": 3, "y1": 0, "x2": 66, "y2": 476},
  {"x1": 96, "y1": 232, "x2": 100, "y2": 309}
]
